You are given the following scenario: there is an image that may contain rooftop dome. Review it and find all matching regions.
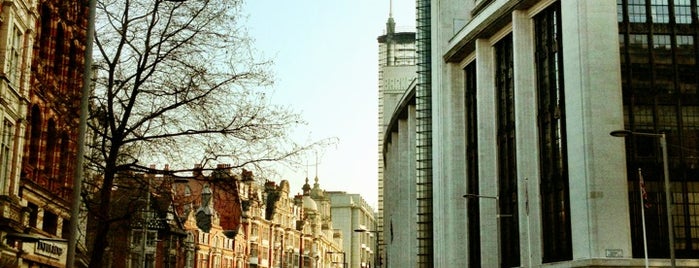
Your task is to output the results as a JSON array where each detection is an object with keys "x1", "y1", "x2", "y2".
[{"x1": 302, "y1": 195, "x2": 318, "y2": 211}]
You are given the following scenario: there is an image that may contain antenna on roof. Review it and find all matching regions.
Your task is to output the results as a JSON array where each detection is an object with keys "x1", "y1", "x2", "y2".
[
  {"x1": 389, "y1": 0, "x2": 393, "y2": 18},
  {"x1": 314, "y1": 151, "x2": 319, "y2": 179}
]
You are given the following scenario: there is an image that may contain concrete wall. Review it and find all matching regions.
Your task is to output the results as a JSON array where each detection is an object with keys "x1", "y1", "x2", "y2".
[{"x1": 382, "y1": 102, "x2": 417, "y2": 267}]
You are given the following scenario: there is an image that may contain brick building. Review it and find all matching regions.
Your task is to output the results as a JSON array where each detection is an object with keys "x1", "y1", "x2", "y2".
[
  {"x1": 22, "y1": 0, "x2": 88, "y2": 267},
  {"x1": 172, "y1": 166, "x2": 344, "y2": 268},
  {"x1": 0, "y1": 0, "x2": 88, "y2": 267},
  {"x1": 105, "y1": 171, "x2": 189, "y2": 268}
]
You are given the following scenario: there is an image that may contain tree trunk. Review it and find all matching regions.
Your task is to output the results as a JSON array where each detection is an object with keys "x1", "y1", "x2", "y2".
[{"x1": 88, "y1": 164, "x2": 116, "y2": 267}]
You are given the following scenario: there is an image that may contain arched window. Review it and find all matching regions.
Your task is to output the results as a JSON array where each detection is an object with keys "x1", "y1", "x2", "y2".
[
  {"x1": 68, "y1": 42, "x2": 78, "y2": 89},
  {"x1": 58, "y1": 133, "x2": 70, "y2": 182},
  {"x1": 54, "y1": 24, "x2": 64, "y2": 76},
  {"x1": 40, "y1": 5, "x2": 51, "y2": 59},
  {"x1": 28, "y1": 106, "x2": 42, "y2": 169},
  {"x1": 45, "y1": 119, "x2": 57, "y2": 178}
]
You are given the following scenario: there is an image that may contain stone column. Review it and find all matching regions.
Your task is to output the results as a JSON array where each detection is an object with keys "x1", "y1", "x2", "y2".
[
  {"x1": 561, "y1": 0, "x2": 632, "y2": 260},
  {"x1": 512, "y1": 10, "x2": 543, "y2": 267},
  {"x1": 475, "y1": 38, "x2": 500, "y2": 268}
]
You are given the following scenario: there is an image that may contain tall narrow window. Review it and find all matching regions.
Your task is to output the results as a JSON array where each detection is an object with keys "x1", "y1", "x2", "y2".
[
  {"x1": 464, "y1": 61, "x2": 480, "y2": 267},
  {"x1": 676, "y1": 35, "x2": 695, "y2": 94},
  {"x1": 42, "y1": 211, "x2": 58, "y2": 235},
  {"x1": 0, "y1": 120, "x2": 13, "y2": 195},
  {"x1": 40, "y1": 5, "x2": 51, "y2": 59},
  {"x1": 28, "y1": 203, "x2": 38, "y2": 227},
  {"x1": 8, "y1": 26, "x2": 23, "y2": 83},
  {"x1": 61, "y1": 217, "x2": 70, "y2": 239},
  {"x1": 58, "y1": 133, "x2": 70, "y2": 196},
  {"x1": 44, "y1": 119, "x2": 57, "y2": 178},
  {"x1": 28, "y1": 106, "x2": 41, "y2": 170},
  {"x1": 535, "y1": 2, "x2": 572, "y2": 262},
  {"x1": 53, "y1": 25, "x2": 64, "y2": 76},
  {"x1": 494, "y1": 34, "x2": 520, "y2": 268},
  {"x1": 68, "y1": 44, "x2": 78, "y2": 89}
]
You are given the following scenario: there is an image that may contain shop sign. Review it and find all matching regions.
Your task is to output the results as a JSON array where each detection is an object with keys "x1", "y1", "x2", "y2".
[{"x1": 35, "y1": 240, "x2": 65, "y2": 259}]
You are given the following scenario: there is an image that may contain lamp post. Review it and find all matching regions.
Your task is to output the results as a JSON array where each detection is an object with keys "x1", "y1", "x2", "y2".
[
  {"x1": 610, "y1": 129, "x2": 675, "y2": 268},
  {"x1": 462, "y1": 194, "x2": 513, "y2": 219},
  {"x1": 354, "y1": 229, "x2": 380, "y2": 268},
  {"x1": 66, "y1": 0, "x2": 96, "y2": 266},
  {"x1": 326, "y1": 251, "x2": 346, "y2": 268},
  {"x1": 462, "y1": 193, "x2": 511, "y2": 267}
]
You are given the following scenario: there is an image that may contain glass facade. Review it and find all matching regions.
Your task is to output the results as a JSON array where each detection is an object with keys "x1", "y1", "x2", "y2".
[{"x1": 618, "y1": 0, "x2": 699, "y2": 258}]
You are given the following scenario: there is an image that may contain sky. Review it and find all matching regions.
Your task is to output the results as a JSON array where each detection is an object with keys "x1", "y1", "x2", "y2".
[{"x1": 243, "y1": 0, "x2": 416, "y2": 209}]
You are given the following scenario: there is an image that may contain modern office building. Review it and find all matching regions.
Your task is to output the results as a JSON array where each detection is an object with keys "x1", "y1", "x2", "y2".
[
  {"x1": 376, "y1": 6, "x2": 416, "y2": 268},
  {"x1": 327, "y1": 191, "x2": 376, "y2": 268},
  {"x1": 381, "y1": 0, "x2": 699, "y2": 267}
]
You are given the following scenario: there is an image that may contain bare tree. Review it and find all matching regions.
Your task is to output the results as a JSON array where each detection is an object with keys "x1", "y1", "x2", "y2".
[{"x1": 84, "y1": 0, "x2": 318, "y2": 266}]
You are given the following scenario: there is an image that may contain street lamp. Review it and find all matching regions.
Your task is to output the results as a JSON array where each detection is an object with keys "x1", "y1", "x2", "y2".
[
  {"x1": 610, "y1": 129, "x2": 675, "y2": 268},
  {"x1": 326, "y1": 251, "x2": 346, "y2": 268},
  {"x1": 462, "y1": 194, "x2": 512, "y2": 218},
  {"x1": 462, "y1": 193, "x2": 511, "y2": 267},
  {"x1": 354, "y1": 229, "x2": 380, "y2": 268},
  {"x1": 66, "y1": 0, "x2": 96, "y2": 266}
]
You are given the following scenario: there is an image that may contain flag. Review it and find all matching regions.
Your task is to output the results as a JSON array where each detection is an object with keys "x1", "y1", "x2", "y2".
[{"x1": 639, "y1": 170, "x2": 651, "y2": 208}]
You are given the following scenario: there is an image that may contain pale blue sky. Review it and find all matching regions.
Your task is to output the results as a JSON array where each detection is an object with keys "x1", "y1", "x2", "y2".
[{"x1": 244, "y1": 1, "x2": 415, "y2": 208}]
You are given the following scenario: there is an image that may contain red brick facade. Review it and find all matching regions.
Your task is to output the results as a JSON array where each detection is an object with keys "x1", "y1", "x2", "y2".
[
  {"x1": 22, "y1": 1, "x2": 88, "y2": 201},
  {"x1": 15, "y1": 1, "x2": 89, "y2": 267}
]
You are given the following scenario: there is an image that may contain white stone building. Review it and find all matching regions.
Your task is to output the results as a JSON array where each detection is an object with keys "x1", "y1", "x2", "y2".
[
  {"x1": 327, "y1": 191, "x2": 376, "y2": 268},
  {"x1": 381, "y1": 0, "x2": 699, "y2": 267},
  {"x1": 376, "y1": 9, "x2": 416, "y2": 268}
]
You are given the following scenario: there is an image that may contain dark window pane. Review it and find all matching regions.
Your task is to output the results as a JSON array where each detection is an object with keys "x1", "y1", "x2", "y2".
[
  {"x1": 535, "y1": 3, "x2": 572, "y2": 262},
  {"x1": 465, "y1": 61, "x2": 480, "y2": 267},
  {"x1": 495, "y1": 34, "x2": 520, "y2": 268}
]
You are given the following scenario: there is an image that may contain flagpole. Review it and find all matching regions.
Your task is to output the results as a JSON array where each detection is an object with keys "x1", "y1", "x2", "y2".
[{"x1": 638, "y1": 168, "x2": 649, "y2": 268}]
